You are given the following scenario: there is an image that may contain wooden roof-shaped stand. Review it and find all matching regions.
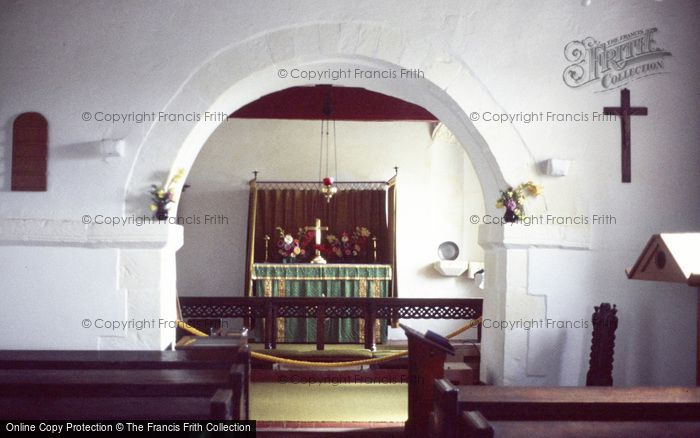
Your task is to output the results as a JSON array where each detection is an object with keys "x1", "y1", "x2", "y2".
[
  {"x1": 627, "y1": 233, "x2": 700, "y2": 384},
  {"x1": 627, "y1": 233, "x2": 700, "y2": 285}
]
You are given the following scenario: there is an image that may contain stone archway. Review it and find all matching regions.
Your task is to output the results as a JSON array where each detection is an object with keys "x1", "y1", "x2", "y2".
[
  {"x1": 122, "y1": 23, "x2": 585, "y2": 385},
  {"x1": 124, "y1": 22, "x2": 538, "y2": 215}
]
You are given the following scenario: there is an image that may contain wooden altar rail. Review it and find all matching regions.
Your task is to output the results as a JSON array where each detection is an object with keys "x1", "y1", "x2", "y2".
[{"x1": 179, "y1": 297, "x2": 483, "y2": 351}]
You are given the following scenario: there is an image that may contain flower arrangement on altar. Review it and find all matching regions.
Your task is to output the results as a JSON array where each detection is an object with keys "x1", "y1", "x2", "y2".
[
  {"x1": 325, "y1": 226, "x2": 372, "y2": 260},
  {"x1": 149, "y1": 168, "x2": 186, "y2": 220},
  {"x1": 495, "y1": 181, "x2": 542, "y2": 222},
  {"x1": 275, "y1": 227, "x2": 307, "y2": 262}
]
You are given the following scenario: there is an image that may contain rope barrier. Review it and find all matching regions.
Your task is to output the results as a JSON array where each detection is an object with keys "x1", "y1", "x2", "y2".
[
  {"x1": 176, "y1": 320, "x2": 209, "y2": 337},
  {"x1": 176, "y1": 317, "x2": 483, "y2": 368},
  {"x1": 251, "y1": 349, "x2": 408, "y2": 368}
]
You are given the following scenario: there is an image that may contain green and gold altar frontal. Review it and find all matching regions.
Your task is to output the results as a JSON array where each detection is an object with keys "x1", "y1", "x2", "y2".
[{"x1": 252, "y1": 263, "x2": 392, "y2": 344}]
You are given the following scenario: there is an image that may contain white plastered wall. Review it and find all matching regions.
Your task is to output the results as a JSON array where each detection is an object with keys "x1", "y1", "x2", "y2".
[{"x1": 0, "y1": 1, "x2": 697, "y2": 386}]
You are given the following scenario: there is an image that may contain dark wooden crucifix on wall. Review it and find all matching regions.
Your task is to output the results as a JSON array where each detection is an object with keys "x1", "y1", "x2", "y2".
[{"x1": 603, "y1": 88, "x2": 648, "y2": 183}]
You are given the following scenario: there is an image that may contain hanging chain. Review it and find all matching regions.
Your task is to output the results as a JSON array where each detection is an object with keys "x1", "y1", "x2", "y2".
[
  {"x1": 318, "y1": 119, "x2": 325, "y2": 183},
  {"x1": 333, "y1": 119, "x2": 338, "y2": 180}
]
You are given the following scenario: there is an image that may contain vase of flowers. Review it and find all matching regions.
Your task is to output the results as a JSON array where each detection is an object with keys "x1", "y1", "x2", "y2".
[
  {"x1": 298, "y1": 228, "x2": 317, "y2": 259},
  {"x1": 325, "y1": 226, "x2": 372, "y2": 262},
  {"x1": 495, "y1": 181, "x2": 541, "y2": 223},
  {"x1": 276, "y1": 227, "x2": 305, "y2": 262},
  {"x1": 149, "y1": 168, "x2": 186, "y2": 220},
  {"x1": 351, "y1": 226, "x2": 372, "y2": 259},
  {"x1": 326, "y1": 231, "x2": 352, "y2": 260}
]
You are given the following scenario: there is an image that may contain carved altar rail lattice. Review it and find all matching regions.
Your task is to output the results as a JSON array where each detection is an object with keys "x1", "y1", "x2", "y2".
[{"x1": 179, "y1": 297, "x2": 483, "y2": 351}]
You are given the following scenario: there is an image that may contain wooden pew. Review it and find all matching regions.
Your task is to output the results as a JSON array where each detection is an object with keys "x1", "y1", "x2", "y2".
[
  {"x1": 0, "y1": 348, "x2": 250, "y2": 420},
  {"x1": 458, "y1": 410, "x2": 700, "y2": 438},
  {"x1": 430, "y1": 379, "x2": 700, "y2": 438},
  {"x1": 0, "y1": 349, "x2": 245, "y2": 370},
  {"x1": 174, "y1": 334, "x2": 251, "y2": 419},
  {"x1": 0, "y1": 390, "x2": 234, "y2": 421},
  {"x1": 0, "y1": 367, "x2": 242, "y2": 420}
]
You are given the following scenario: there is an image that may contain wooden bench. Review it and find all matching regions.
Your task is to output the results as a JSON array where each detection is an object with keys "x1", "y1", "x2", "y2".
[
  {"x1": 0, "y1": 348, "x2": 249, "y2": 420},
  {"x1": 0, "y1": 390, "x2": 234, "y2": 421},
  {"x1": 430, "y1": 379, "x2": 700, "y2": 438},
  {"x1": 0, "y1": 367, "x2": 242, "y2": 420},
  {"x1": 458, "y1": 411, "x2": 700, "y2": 438},
  {"x1": 0, "y1": 349, "x2": 246, "y2": 370}
]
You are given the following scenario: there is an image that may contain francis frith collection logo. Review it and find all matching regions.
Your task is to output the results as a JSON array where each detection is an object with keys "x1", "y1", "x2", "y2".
[{"x1": 563, "y1": 27, "x2": 671, "y2": 92}]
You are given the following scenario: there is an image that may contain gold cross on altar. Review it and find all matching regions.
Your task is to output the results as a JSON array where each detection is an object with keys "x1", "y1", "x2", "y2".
[{"x1": 305, "y1": 218, "x2": 328, "y2": 264}]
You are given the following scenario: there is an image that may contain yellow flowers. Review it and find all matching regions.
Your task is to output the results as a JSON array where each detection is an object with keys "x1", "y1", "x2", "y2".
[
  {"x1": 522, "y1": 181, "x2": 541, "y2": 197},
  {"x1": 168, "y1": 168, "x2": 186, "y2": 187},
  {"x1": 356, "y1": 227, "x2": 371, "y2": 238},
  {"x1": 149, "y1": 167, "x2": 187, "y2": 217},
  {"x1": 495, "y1": 181, "x2": 543, "y2": 222}
]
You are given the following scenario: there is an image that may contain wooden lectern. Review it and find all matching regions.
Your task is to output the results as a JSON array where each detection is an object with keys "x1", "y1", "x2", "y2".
[
  {"x1": 626, "y1": 233, "x2": 700, "y2": 385},
  {"x1": 401, "y1": 323, "x2": 454, "y2": 435}
]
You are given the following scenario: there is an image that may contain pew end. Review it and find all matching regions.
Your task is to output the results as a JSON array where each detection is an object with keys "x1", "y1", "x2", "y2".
[
  {"x1": 429, "y1": 378, "x2": 458, "y2": 438},
  {"x1": 210, "y1": 388, "x2": 234, "y2": 420},
  {"x1": 460, "y1": 411, "x2": 494, "y2": 438}
]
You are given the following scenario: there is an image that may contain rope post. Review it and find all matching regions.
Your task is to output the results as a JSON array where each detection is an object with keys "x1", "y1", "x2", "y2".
[
  {"x1": 316, "y1": 303, "x2": 326, "y2": 350},
  {"x1": 264, "y1": 301, "x2": 274, "y2": 349},
  {"x1": 364, "y1": 300, "x2": 377, "y2": 352}
]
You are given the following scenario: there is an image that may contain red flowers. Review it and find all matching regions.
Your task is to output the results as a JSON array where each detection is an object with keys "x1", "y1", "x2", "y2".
[{"x1": 325, "y1": 227, "x2": 372, "y2": 261}]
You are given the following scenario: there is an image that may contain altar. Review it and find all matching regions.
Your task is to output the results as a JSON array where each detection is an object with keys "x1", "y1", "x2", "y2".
[{"x1": 252, "y1": 263, "x2": 392, "y2": 343}]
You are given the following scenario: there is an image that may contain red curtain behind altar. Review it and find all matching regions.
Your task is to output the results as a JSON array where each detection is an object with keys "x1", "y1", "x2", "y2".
[{"x1": 253, "y1": 188, "x2": 389, "y2": 264}]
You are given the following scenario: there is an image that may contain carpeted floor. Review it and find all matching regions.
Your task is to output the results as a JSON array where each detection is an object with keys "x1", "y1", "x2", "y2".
[{"x1": 251, "y1": 382, "x2": 408, "y2": 422}]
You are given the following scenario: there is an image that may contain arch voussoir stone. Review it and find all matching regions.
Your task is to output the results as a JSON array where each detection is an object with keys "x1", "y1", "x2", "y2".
[{"x1": 126, "y1": 22, "x2": 530, "y2": 210}]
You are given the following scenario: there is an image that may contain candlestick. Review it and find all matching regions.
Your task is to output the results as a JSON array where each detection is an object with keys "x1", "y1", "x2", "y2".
[
  {"x1": 263, "y1": 235, "x2": 270, "y2": 262},
  {"x1": 372, "y1": 237, "x2": 377, "y2": 263}
]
